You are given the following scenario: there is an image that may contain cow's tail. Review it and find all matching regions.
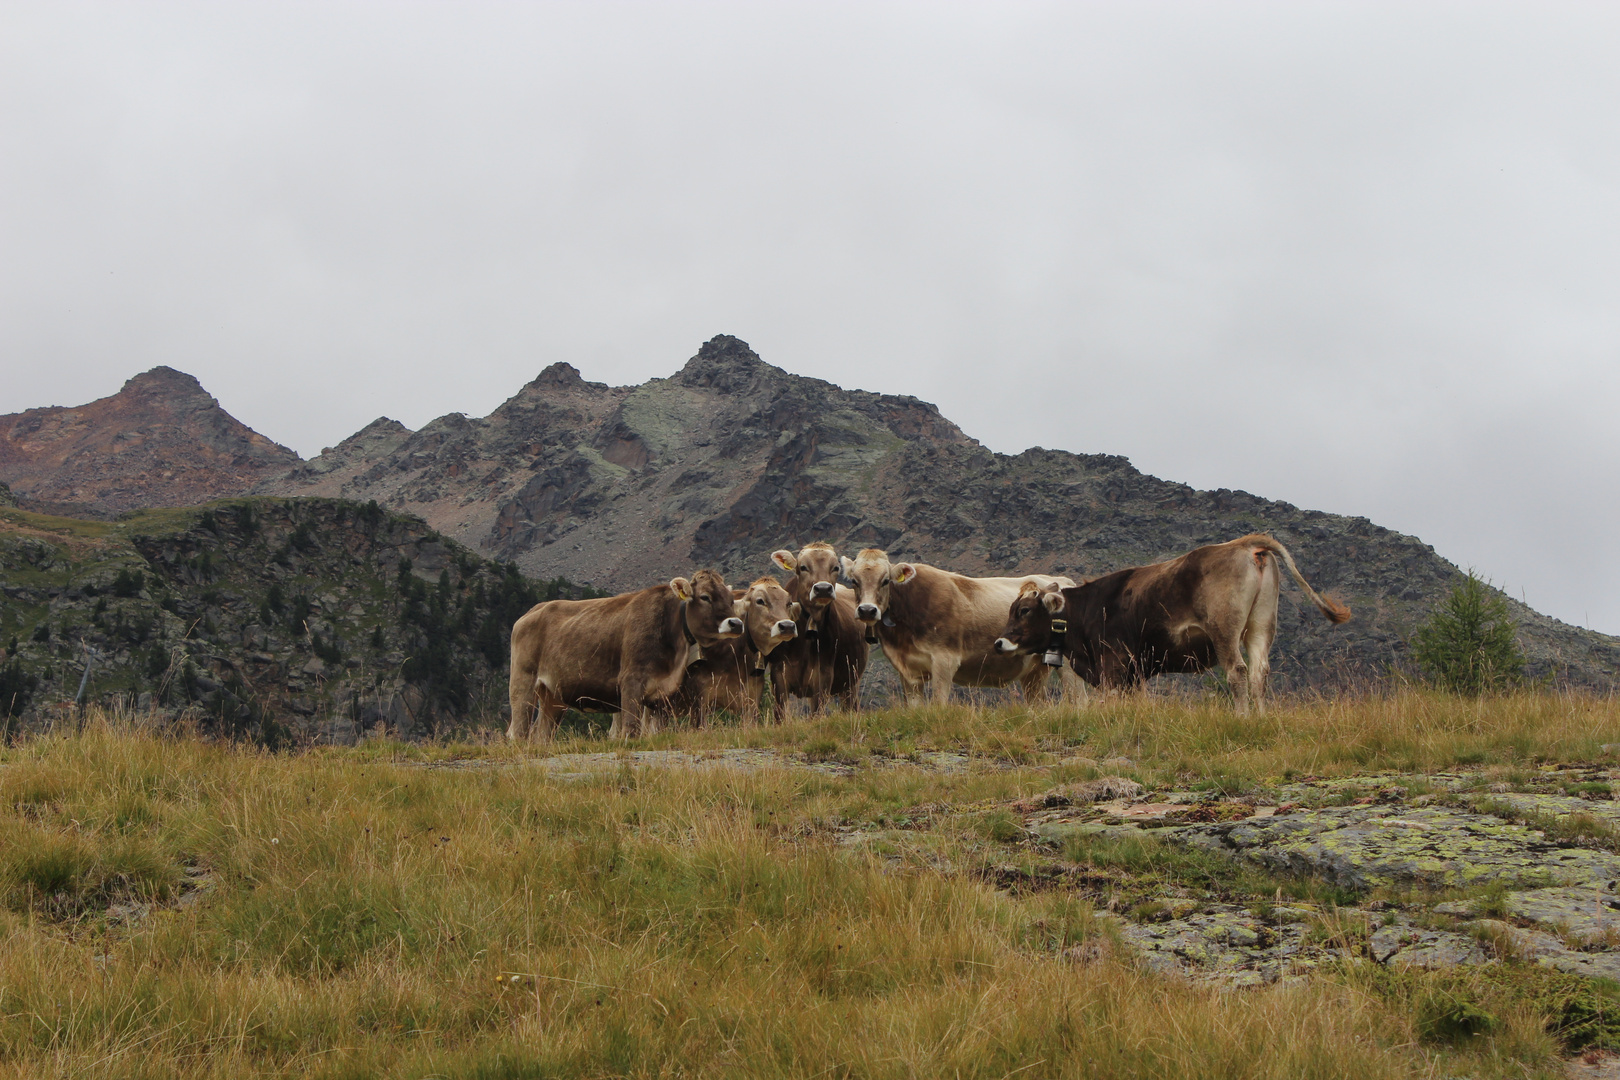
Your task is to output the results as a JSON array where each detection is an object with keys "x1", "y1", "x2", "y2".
[{"x1": 1251, "y1": 536, "x2": 1352, "y2": 624}]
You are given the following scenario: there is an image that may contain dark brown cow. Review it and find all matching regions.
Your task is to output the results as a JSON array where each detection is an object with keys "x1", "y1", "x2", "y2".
[
  {"x1": 993, "y1": 534, "x2": 1350, "y2": 713},
  {"x1": 840, "y1": 548, "x2": 1076, "y2": 705},
  {"x1": 508, "y1": 569, "x2": 744, "y2": 740},
  {"x1": 767, "y1": 543, "x2": 868, "y2": 718},
  {"x1": 669, "y1": 577, "x2": 802, "y2": 723}
]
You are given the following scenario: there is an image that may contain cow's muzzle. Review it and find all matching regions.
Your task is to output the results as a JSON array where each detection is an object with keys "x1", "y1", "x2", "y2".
[
  {"x1": 856, "y1": 603, "x2": 880, "y2": 623},
  {"x1": 810, "y1": 581, "x2": 835, "y2": 600},
  {"x1": 771, "y1": 620, "x2": 798, "y2": 640},
  {"x1": 993, "y1": 637, "x2": 1020, "y2": 655},
  {"x1": 717, "y1": 617, "x2": 744, "y2": 637}
]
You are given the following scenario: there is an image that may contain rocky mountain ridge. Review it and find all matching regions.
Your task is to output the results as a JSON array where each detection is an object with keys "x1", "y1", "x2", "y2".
[
  {"x1": 258, "y1": 335, "x2": 1620, "y2": 691},
  {"x1": 4, "y1": 338, "x2": 1617, "y2": 692}
]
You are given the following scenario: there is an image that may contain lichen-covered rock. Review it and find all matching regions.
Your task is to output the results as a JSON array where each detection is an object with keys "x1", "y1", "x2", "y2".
[
  {"x1": 1491, "y1": 886, "x2": 1620, "y2": 945},
  {"x1": 1384, "y1": 928, "x2": 1492, "y2": 969},
  {"x1": 1108, "y1": 904, "x2": 1322, "y2": 984},
  {"x1": 1179, "y1": 804, "x2": 1620, "y2": 890}
]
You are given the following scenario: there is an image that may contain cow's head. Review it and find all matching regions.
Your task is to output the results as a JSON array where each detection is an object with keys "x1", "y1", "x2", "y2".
[
  {"x1": 994, "y1": 580, "x2": 1064, "y2": 655},
  {"x1": 839, "y1": 548, "x2": 917, "y2": 625},
  {"x1": 771, "y1": 541, "x2": 844, "y2": 609},
  {"x1": 670, "y1": 569, "x2": 745, "y2": 642},
  {"x1": 735, "y1": 576, "x2": 801, "y2": 655}
]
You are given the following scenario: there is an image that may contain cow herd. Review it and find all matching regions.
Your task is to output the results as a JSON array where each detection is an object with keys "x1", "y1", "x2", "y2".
[{"x1": 507, "y1": 534, "x2": 1351, "y2": 741}]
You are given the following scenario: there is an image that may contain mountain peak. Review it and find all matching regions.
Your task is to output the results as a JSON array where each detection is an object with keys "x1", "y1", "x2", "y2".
[
  {"x1": 0, "y1": 368, "x2": 299, "y2": 514},
  {"x1": 120, "y1": 366, "x2": 209, "y2": 399},
  {"x1": 675, "y1": 335, "x2": 777, "y2": 393},
  {"x1": 533, "y1": 361, "x2": 583, "y2": 388}
]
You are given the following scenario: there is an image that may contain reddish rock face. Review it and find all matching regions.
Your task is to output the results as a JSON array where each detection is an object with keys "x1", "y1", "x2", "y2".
[{"x1": 0, "y1": 367, "x2": 301, "y2": 515}]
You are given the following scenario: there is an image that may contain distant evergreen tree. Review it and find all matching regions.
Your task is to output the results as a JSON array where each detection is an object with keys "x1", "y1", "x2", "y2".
[
  {"x1": 1410, "y1": 571, "x2": 1526, "y2": 694},
  {"x1": 1, "y1": 659, "x2": 39, "y2": 719}
]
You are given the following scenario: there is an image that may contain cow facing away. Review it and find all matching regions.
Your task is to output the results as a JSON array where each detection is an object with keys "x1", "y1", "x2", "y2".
[
  {"x1": 767, "y1": 543, "x2": 868, "y2": 718},
  {"x1": 839, "y1": 548, "x2": 1076, "y2": 705},
  {"x1": 508, "y1": 569, "x2": 744, "y2": 741},
  {"x1": 669, "y1": 577, "x2": 802, "y2": 723},
  {"x1": 994, "y1": 534, "x2": 1350, "y2": 713}
]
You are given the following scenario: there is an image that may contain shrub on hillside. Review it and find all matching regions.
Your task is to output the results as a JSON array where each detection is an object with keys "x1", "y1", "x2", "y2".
[
  {"x1": 0, "y1": 659, "x2": 38, "y2": 720},
  {"x1": 1409, "y1": 571, "x2": 1526, "y2": 694}
]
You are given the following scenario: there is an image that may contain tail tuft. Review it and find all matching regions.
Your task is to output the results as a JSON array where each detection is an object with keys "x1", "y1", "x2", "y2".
[{"x1": 1320, "y1": 595, "x2": 1353, "y2": 624}]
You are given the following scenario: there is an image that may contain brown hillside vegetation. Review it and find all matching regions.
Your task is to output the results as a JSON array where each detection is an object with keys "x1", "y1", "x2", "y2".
[{"x1": 4, "y1": 693, "x2": 1620, "y2": 1077}]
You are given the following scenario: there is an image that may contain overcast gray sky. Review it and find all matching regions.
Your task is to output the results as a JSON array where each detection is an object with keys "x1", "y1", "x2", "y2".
[{"x1": 4, "y1": 2, "x2": 1617, "y2": 634}]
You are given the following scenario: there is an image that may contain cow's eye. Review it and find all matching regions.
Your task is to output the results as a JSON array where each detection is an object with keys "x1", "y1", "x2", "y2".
[
  {"x1": 755, "y1": 598, "x2": 765, "y2": 605},
  {"x1": 880, "y1": 578, "x2": 890, "y2": 587},
  {"x1": 798, "y1": 566, "x2": 808, "y2": 573}
]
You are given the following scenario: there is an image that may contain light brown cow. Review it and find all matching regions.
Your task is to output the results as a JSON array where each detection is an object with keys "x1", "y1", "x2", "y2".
[
  {"x1": 767, "y1": 543, "x2": 868, "y2": 718},
  {"x1": 669, "y1": 577, "x2": 802, "y2": 723},
  {"x1": 507, "y1": 569, "x2": 744, "y2": 741},
  {"x1": 839, "y1": 548, "x2": 1076, "y2": 705},
  {"x1": 992, "y1": 534, "x2": 1351, "y2": 713}
]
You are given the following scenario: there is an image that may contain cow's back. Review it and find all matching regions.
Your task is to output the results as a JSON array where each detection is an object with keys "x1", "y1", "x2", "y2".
[
  {"x1": 529, "y1": 588, "x2": 668, "y2": 707},
  {"x1": 1069, "y1": 548, "x2": 1255, "y2": 678},
  {"x1": 887, "y1": 567, "x2": 1068, "y2": 687}
]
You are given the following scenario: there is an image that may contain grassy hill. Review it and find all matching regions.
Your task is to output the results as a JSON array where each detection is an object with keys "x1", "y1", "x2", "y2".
[{"x1": 4, "y1": 695, "x2": 1620, "y2": 1077}]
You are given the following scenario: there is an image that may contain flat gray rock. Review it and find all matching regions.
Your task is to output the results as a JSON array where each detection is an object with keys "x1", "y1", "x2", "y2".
[{"x1": 1178, "y1": 804, "x2": 1620, "y2": 890}]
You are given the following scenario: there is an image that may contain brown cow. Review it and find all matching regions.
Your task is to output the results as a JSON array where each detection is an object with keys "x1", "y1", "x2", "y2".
[
  {"x1": 767, "y1": 543, "x2": 869, "y2": 718},
  {"x1": 993, "y1": 533, "x2": 1350, "y2": 713},
  {"x1": 507, "y1": 569, "x2": 744, "y2": 741},
  {"x1": 839, "y1": 548, "x2": 1076, "y2": 705},
  {"x1": 669, "y1": 577, "x2": 802, "y2": 723}
]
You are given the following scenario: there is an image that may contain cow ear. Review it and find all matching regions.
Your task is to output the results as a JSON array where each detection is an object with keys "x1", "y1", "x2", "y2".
[
  {"x1": 1018, "y1": 580, "x2": 1041, "y2": 598},
  {"x1": 1041, "y1": 591, "x2": 1067, "y2": 614},
  {"x1": 840, "y1": 556, "x2": 855, "y2": 581},
  {"x1": 789, "y1": 601, "x2": 801, "y2": 620},
  {"x1": 734, "y1": 597, "x2": 749, "y2": 618},
  {"x1": 669, "y1": 577, "x2": 693, "y2": 601},
  {"x1": 771, "y1": 549, "x2": 797, "y2": 572},
  {"x1": 893, "y1": 563, "x2": 917, "y2": 585}
]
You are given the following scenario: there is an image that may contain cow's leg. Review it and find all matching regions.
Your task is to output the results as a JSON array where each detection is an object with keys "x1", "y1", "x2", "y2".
[
  {"x1": 898, "y1": 671, "x2": 929, "y2": 706},
  {"x1": 929, "y1": 656, "x2": 959, "y2": 705},
  {"x1": 614, "y1": 676, "x2": 650, "y2": 739},
  {"x1": 1019, "y1": 665, "x2": 1050, "y2": 705},
  {"x1": 508, "y1": 667, "x2": 541, "y2": 744},
  {"x1": 531, "y1": 684, "x2": 565, "y2": 742},
  {"x1": 508, "y1": 656, "x2": 543, "y2": 741},
  {"x1": 1059, "y1": 666, "x2": 1088, "y2": 706},
  {"x1": 817, "y1": 664, "x2": 838, "y2": 715},
  {"x1": 837, "y1": 654, "x2": 861, "y2": 713},
  {"x1": 768, "y1": 664, "x2": 789, "y2": 724},
  {"x1": 1242, "y1": 617, "x2": 1276, "y2": 716},
  {"x1": 1211, "y1": 628, "x2": 1252, "y2": 714}
]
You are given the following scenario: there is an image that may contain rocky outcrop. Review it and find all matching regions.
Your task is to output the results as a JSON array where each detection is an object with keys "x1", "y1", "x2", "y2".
[
  {"x1": 0, "y1": 367, "x2": 301, "y2": 516},
  {"x1": 0, "y1": 498, "x2": 595, "y2": 741},
  {"x1": 257, "y1": 335, "x2": 1619, "y2": 690},
  {"x1": 1031, "y1": 766, "x2": 1620, "y2": 991}
]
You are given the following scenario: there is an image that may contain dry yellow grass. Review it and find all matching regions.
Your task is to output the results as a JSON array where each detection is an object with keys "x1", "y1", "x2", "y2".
[{"x1": 1, "y1": 693, "x2": 1611, "y2": 1078}]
